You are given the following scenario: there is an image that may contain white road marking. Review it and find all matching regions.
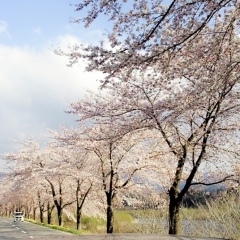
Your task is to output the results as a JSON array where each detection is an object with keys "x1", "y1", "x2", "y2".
[{"x1": 2, "y1": 219, "x2": 34, "y2": 237}]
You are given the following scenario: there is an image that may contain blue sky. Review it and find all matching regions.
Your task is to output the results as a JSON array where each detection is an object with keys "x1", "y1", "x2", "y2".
[
  {"x1": 1, "y1": 1, "x2": 75, "y2": 46},
  {"x1": 0, "y1": 1, "x2": 108, "y2": 47},
  {"x1": 0, "y1": 1, "x2": 173, "y2": 171},
  {"x1": 0, "y1": 1, "x2": 109, "y2": 170}
]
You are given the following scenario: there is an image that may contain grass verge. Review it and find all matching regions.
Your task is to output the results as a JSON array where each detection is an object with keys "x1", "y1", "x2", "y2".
[{"x1": 25, "y1": 218, "x2": 87, "y2": 235}]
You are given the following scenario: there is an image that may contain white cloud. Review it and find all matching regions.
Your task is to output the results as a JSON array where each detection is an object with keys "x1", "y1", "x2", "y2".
[
  {"x1": 0, "y1": 20, "x2": 11, "y2": 38},
  {"x1": 0, "y1": 35, "x2": 103, "y2": 171}
]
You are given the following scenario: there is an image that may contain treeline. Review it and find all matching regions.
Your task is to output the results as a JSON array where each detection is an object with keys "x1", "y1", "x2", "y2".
[{"x1": 0, "y1": 137, "x2": 166, "y2": 231}]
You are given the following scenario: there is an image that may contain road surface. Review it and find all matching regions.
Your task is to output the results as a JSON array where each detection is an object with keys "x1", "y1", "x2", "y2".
[
  {"x1": 0, "y1": 218, "x2": 227, "y2": 239},
  {"x1": 0, "y1": 217, "x2": 72, "y2": 239}
]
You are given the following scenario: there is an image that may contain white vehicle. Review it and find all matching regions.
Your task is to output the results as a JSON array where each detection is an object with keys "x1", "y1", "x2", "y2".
[{"x1": 13, "y1": 212, "x2": 24, "y2": 222}]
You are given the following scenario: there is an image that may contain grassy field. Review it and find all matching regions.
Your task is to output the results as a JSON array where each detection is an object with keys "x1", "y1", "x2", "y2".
[{"x1": 26, "y1": 192, "x2": 240, "y2": 240}]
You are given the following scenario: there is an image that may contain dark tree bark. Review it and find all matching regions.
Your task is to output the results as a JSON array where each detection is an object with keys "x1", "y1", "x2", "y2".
[
  {"x1": 76, "y1": 179, "x2": 92, "y2": 230},
  {"x1": 47, "y1": 202, "x2": 55, "y2": 224},
  {"x1": 37, "y1": 192, "x2": 45, "y2": 223},
  {"x1": 46, "y1": 178, "x2": 75, "y2": 226},
  {"x1": 24, "y1": 205, "x2": 31, "y2": 219},
  {"x1": 56, "y1": 205, "x2": 63, "y2": 226},
  {"x1": 33, "y1": 207, "x2": 36, "y2": 220},
  {"x1": 105, "y1": 184, "x2": 115, "y2": 233},
  {"x1": 168, "y1": 187, "x2": 181, "y2": 234},
  {"x1": 76, "y1": 209, "x2": 81, "y2": 230},
  {"x1": 39, "y1": 205, "x2": 44, "y2": 223},
  {"x1": 106, "y1": 197, "x2": 114, "y2": 234}
]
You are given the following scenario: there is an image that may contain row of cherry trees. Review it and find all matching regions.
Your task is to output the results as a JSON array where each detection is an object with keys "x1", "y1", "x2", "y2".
[
  {"x1": 56, "y1": 0, "x2": 240, "y2": 235},
  {"x1": 2, "y1": 54, "x2": 239, "y2": 231},
  {"x1": 0, "y1": 140, "x2": 97, "y2": 229},
  {"x1": 0, "y1": 0, "x2": 240, "y2": 235},
  {"x1": 0, "y1": 125, "x2": 168, "y2": 232},
  {"x1": 0, "y1": 57, "x2": 239, "y2": 233}
]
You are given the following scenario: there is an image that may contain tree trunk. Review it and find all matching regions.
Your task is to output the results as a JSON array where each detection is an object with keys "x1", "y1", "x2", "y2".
[
  {"x1": 33, "y1": 208, "x2": 36, "y2": 220},
  {"x1": 57, "y1": 206, "x2": 62, "y2": 226},
  {"x1": 75, "y1": 180, "x2": 92, "y2": 230},
  {"x1": 47, "y1": 202, "x2": 54, "y2": 224},
  {"x1": 47, "y1": 213, "x2": 51, "y2": 224},
  {"x1": 9, "y1": 209, "x2": 12, "y2": 217},
  {"x1": 168, "y1": 187, "x2": 181, "y2": 234},
  {"x1": 38, "y1": 192, "x2": 44, "y2": 223},
  {"x1": 76, "y1": 181, "x2": 81, "y2": 230},
  {"x1": 168, "y1": 200, "x2": 180, "y2": 234},
  {"x1": 76, "y1": 208, "x2": 81, "y2": 230},
  {"x1": 24, "y1": 206, "x2": 31, "y2": 219},
  {"x1": 106, "y1": 204, "x2": 114, "y2": 233},
  {"x1": 39, "y1": 205, "x2": 44, "y2": 223}
]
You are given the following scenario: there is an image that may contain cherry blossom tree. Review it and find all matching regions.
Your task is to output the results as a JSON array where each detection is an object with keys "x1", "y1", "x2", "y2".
[
  {"x1": 1, "y1": 138, "x2": 102, "y2": 228},
  {"x1": 2, "y1": 140, "x2": 47, "y2": 220},
  {"x1": 56, "y1": 0, "x2": 240, "y2": 86},
  {"x1": 0, "y1": 166, "x2": 44, "y2": 221},
  {"x1": 37, "y1": 145, "x2": 78, "y2": 226},
  {"x1": 56, "y1": 0, "x2": 240, "y2": 234},
  {"x1": 2, "y1": 140, "x2": 75, "y2": 226},
  {"x1": 67, "y1": 21, "x2": 240, "y2": 234},
  {"x1": 0, "y1": 175, "x2": 22, "y2": 217},
  {"x1": 45, "y1": 139, "x2": 95, "y2": 230},
  {"x1": 55, "y1": 117, "x2": 161, "y2": 233}
]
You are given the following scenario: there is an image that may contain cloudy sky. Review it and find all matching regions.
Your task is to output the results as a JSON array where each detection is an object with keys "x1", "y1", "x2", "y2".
[{"x1": 0, "y1": 1, "x2": 109, "y2": 171}]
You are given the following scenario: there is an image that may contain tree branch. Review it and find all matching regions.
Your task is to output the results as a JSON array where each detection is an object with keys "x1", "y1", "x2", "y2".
[{"x1": 190, "y1": 175, "x2": 234, "y2": 186}]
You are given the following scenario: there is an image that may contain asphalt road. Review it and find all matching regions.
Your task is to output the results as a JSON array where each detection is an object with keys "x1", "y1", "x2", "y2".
[
  {"x1": 0, "y1": 218, "x2": 72, "y2": 239},
  {"x1": 0, "y1": 218, "x2": 227, "y2": 240}
]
